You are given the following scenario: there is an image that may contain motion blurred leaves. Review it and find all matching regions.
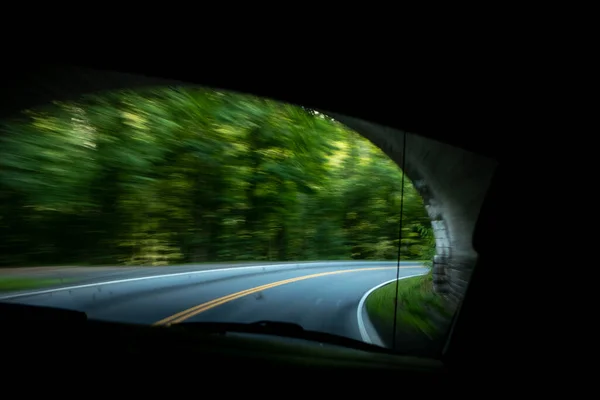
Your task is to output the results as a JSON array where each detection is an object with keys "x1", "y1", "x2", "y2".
[{"x1": 0, "y1": 87, "x2": 432, "y2": 266}]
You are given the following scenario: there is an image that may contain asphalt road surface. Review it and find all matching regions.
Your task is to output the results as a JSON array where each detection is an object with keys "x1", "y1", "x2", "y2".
[{"x1": 0, "y1": 261, "x2": 427, "y2": 345}]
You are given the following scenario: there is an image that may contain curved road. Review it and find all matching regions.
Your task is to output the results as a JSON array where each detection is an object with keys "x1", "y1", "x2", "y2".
[{"x1": 0, "y1": 261, "x2": 427, "y2": 345}]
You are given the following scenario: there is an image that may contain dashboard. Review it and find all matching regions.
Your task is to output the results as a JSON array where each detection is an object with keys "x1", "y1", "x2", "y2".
[{"x1": 2, "y1": 302, "x2": 449, "y2": 385}]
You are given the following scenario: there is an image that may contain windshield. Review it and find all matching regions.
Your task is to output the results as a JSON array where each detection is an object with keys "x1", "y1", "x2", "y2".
[{"x1": 0, "y1": 85, "x2": 495, "y2": 357}]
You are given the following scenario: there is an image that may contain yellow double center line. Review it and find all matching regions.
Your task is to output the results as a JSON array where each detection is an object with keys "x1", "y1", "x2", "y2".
[{"x1": 153, "y1": 266, "x2": 395, "y2": 326}]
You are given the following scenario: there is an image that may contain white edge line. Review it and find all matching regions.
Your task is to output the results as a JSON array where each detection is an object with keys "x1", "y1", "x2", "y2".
[
  {"x1": 0, "y1": 262, "x2": 422, "y2": 301},
  {"x1": 0, "y1": 263, "x2": 299, "y2": 300},
  {"x1": 357, "y1": 273, "x2": 426, "y2": 345}
]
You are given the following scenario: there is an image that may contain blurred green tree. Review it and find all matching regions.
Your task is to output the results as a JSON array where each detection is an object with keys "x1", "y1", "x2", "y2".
[{"x1": 0, "y1": 87, "x2": 433, "y2": 266}]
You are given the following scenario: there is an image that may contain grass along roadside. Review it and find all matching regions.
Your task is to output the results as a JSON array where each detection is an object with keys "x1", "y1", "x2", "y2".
[
  {"x1": 0, "y1": 277, "x2": 76, "y2": 292},
  {"x1": 365, "y1": 272, "x2": 453, "y2": 342}
]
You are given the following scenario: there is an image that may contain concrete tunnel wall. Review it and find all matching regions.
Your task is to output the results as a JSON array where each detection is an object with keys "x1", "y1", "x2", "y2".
[
  {"x1": 327, "y1": 114, "x2": 498, "y2": 306},
  {"x1": 2, "y1": 66, "x2": 498, "y2": 307}
]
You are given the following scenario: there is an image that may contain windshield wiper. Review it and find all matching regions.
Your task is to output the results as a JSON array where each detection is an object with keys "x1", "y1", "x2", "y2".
[{"x1": 172, "y1": 320, "x2": 392, "y2": 354}]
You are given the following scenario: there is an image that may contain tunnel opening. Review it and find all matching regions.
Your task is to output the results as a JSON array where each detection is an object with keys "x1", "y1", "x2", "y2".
[{"x1": 0, "y1": 68, "x2": 498, "y2": 355}]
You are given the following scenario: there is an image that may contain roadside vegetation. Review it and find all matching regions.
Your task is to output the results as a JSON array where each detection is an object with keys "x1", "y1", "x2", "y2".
[
  {"x1": 0, "y1": 277, "x2": 74, "y2": 291},
  {"x1": 365, "y1": 270, "x2": 453, "y2": 352},
  {"x1": 0, "y1": 87, "x2": 433, "y2": 267}
]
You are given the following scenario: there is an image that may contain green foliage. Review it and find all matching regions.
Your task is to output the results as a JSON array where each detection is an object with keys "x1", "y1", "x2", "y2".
[
  {"x1": 366, "y1": 272, "x2": 452, "y2": 338},
  {"x1": 0, "y1": 88, "x2": 433, "y2": 266},
  {"x1": 0, "y1": 277, "x2": 75, "y2": 291}
]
